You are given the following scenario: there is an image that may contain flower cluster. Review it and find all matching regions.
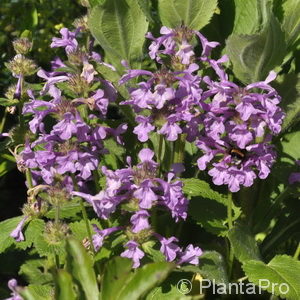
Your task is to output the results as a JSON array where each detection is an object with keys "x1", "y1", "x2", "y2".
[
  {"x1": 196, "y1": 70, "x2": 284, "y2": 192},
  {"x1": 73, "y1": 148, "x2": 201, "y2": 267},
  {"x1": 120, "y1": 25, "x2": 284, "y2": 192},
  {"x1": 119, "y1": 26, "x2": 219, "y2": 143},
  {"x1": 20, "y1": 27, "x2": 121, "y2": 189}
]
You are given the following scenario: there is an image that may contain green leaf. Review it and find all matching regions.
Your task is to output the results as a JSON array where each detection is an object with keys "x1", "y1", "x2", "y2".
[
  {"x1": 228, "y1": 223, "x2": 261, "y2": 263},
  {"x1": 0, "y1": 157, "x2": 15, "y2": 177},
  {"x1": 280, "y1": 130, "x2": 300, "y2": 162},
  {"x1": 0, "y1": 98, "x2": 19, "y2": 107},
  {"x1": 226, "y1": 3, "x2": 286, "y2": 83},
  {"x1": 142, "y1": 240, "x2": 166, "y2": 262},
  {"x1": 137, "y1": 0, "x2": 155, "y2": 23},
  {"x1": 232, "y1": 0, "x2": 263, "y2": 34},
  {"x1": 0, "y1": 216, "x2": 23, "y2": 253},
  {"x1": 274, "y1": 73, "x2": 300, "y2": 133},
  {"x1": 199, "y1": 251, "x2": 229, "y2": 285},
  {"x1": 66, "y1": 238, "x2": 99, "y2": 300},
  {"x1": 53, "y1": 269, "x2": 77, "y2": 300},
  {"x1": 69, "y1": 219, "x2": 101, "y2": 241},
  {"x1": 182, "y1": 251, "x2": 229, "y2": 285},
  {"x1": 19, "y1": 259, "x2": 52, "y2": 285},
  {"x1": 88, "y1": 0, "x2": 149, "y2": 71},
  {"x1": 19, "y1": 284, "x2": 53, "y2": 300},
  {"x1": 243, "y1": 255, "x2": 300, "y2": 300},
  {"x1": 183, "y1": 178, "x2": 241, "y2": 236},
  {"x1": 101, "y1": 257, "x2": 133, "y2": 300},
  {"x1": 118, "y1": 262, "x2": 175, "y2": 300},
  {"x1": 16, "y1": 219, "x2": 45, "y2": 250},
  {"x1": 158, "y1": 0, "x2": 218, "y2": 30},
  {"x1": 282, "y1": 0, "x2": 300, "y2": 48},
  {"x1": 45, "y1": 201, "x2": 81, "y2": 219}
]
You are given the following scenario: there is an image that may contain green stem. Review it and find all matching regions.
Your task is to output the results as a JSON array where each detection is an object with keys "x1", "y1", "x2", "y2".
[
  {"x1": 227, "y1": 192, "x2": 234, "y2": 279},
  {"x1": 227, "y1": 192, "x2": 233, "y2": 230},
  {"x1": 293, "y1": 243, "x2": 300, "y2": 259},
  {"x1": 158, "y1": 134, "x2": 163, "y2": 176},
  {"x1": 173, "y1": 134, "x2": 186, "y2": 164},
  {"x1": 0, "y1": 109, "x2": 7, "y2": 133},
  {"x1": 25, "y1": 169, "x2": 34, "y2": 189},
  {"x1": 18, "y1": 76, "x2": 25, "y2": 128},
  {"x1": 54, "y1": 204, "x2": 60, "y2": 268},
  {"x1": 80, "y1": 199, "x2": 95, "y2": 254},
  {"x1": 71, "y1": 174, "x2": 95, "y2": 253}
]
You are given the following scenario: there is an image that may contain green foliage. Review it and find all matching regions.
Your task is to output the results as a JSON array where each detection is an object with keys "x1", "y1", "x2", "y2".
[
  {"x1": 0, "y1": 216, "x2": 23, "y2": 253},
  {"x1": 88, "y1": 0, "x2": 149, "y2": 71},
  {"x1": 117, "y1": 261, "x2": 175, "y2": 299},
  {"x1": 66, "y1": 238, "x2": 99, "y2": 300},
  {"x1": 243, "y1": 255, "x2": 300, "y2": 300},
  {"x1": 158, "y1": 0, "x2": 218, "y2": 30},
  {"x1": 53, "y1": 269, "x2": 77, "y2": 300},
  {"x1": 19, "y1": 259, "x2": 52, "y2": 285},
  {"x1": 226, "y1": 1, "x2": 286, "y2": 83},
  {"x1": 101, "y1": 257, "x2": 133, "y2": 300},
  {"x1": 275, "y1": 73, "x2": 300, "y2": 133},
  {"x1": 183, "y1": 178, "x2": 241, "y2": 236},
  {"x1": 228, "y1": 223, "x2": 261, "y2": 263},
  {"x1": 282, "y1": 0, "x2": 300, "y2": 49},
  {"x1": 19, "y1": 284, "x2": 53, "y2": 300}
]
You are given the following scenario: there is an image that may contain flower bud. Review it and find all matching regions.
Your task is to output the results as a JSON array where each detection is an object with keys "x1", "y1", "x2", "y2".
[
  {"x1": 44, "y1": 221, "x2": 70, "y2": 245},
  {"x1": 6, "y1": 54, "x2": 37, "y2": 76},
  {"x1": 12, "y1": 38, "x2": 33, "y2": 54},
  {"x1": 68, "y1": 74, "x2": 90, "y2": 96},
  {"x1": 73, "y1": 15, "x2": 88, "y2": 32},
  {"x1": 22, "y1": 201, "x2": 48, "y2": 218}
]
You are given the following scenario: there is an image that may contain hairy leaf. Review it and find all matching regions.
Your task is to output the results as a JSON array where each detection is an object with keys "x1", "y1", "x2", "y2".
[
  {"x1": 118, "y1": 262, "x2": 175, "y2": 300},
  {"x1": 158, "y1": 0, "x2": 218, "y2": 30},
  {"x1": 228, "y1": 223, "x2": 261, "y2": 263},
  {"x1": 243, "y1": 255, "x2": 300, "y2": 300},
  {"x1": 282, "y1": 0, "x2": 300, "y2": 48},
  {"x1": 66, "y1": 238, "x2": 99, "y2": 300},
  {"x1": 101, "y1": 257, "x2": 133, "y2": 300},
  {"x1": 88, "y1": 0, "x2": 148, "y2": 71},
  {"x1": 226, "y1": 3, "x2": 286, "y2": 83}
]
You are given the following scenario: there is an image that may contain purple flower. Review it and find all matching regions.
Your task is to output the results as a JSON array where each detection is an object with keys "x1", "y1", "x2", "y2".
[
  {"x1": 158, "y1": 116, "x2": 182, "y2": 141},
  {"x1": 130, "y1": 210, "x2": 150, "y2": 233},
  {"x1": 156, "y1": 235, "x2": 180, "y2": 262},
  {"x1": 51, "y1": 28, "x2": 78, "y2": 53},
  {"x1": 196, "y1": 70, "x2": 284, "y2": 192},
  {"x1": 92, "y1": 224, "x2": 122, "y2": 251},
  {"x1": 72, "y1": 191, "x2": 121, "y2": 220},
  {"x1": 177, "y1": 244, "x2": 203, "y2": 265},
  {"x1": 134, "y1": 179, "x2": 158, "y2": 209},
  {"x1": 121, "y1": 241, "x2": 145, "y2": 268},
  {"x1": 10, "y1": 216, "x2": 28, "y2": 242},
  {"x1": 133, "y1": 116, "x2": 155, "y2": 142},
  {"x1": 5, "y1": 279, "x2": 22, "y2": 300},
  {"x1": 51, "y1": 112, "x2": 77, "y2": 140}
]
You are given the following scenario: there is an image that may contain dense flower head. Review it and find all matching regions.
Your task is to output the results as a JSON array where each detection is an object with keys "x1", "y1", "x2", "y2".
[
  {"x1": 120, "y1": 63, "x2": 207, "y2": 142},
  {"x1": 196, "y1": 69, "x2": 284, "y2": 192},
  {"x1": 73, "y1": 148, "x2": 188, "y2": 221},
  {"x1": 146, "y1": 25, "x2": 219, "y2": 66}
]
